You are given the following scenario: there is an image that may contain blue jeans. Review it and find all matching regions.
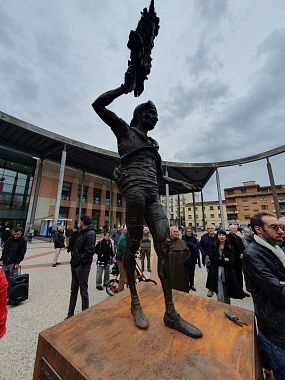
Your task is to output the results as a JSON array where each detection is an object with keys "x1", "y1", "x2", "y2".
[{"x1": 258, "y1": 330, "x2": 285, "y2": 380}]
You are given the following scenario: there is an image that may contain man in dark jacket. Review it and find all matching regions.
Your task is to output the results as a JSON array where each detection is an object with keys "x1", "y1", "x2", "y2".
[
  {"x1": 66, "y1": 215, "x2": 96, "y2": 319},
  {"x1": 0, "y1": 227, "x2": 27, "y2": 281},
  {"x1": 182, "y1": 226, "x2": 200, "y2": 291},
  {"x1": 228, "y1": 224, "x2": 250, "y2": 297},
  {"x1": 243, "y1": 212, "x2": 285, "y2": 379}
]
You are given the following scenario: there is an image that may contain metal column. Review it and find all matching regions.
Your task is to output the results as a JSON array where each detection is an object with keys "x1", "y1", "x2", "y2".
[
  {"x1": 108, "y1": 179, "x2": 113, "y2": 231},
  {"x1": 192, "y1": 192, "x2": 197, "y2": 231},
  {"x1": 28, "y1": 159, "x2": 44, "y2": 231},
  {"x1": 267, "y1": 158, "x2": 281, "y2": 218},
  {"x1": 201, "y1": 190, "x2": 206, "y2": 230},
  {"x1": 177, "y1": 193, "x2": 181, "y2": 227},
  {"x1": 53, "y1": 146, "x2": 67, "y2": 229},
  {"x1": 165, "y1": 167, "x2": 170, "y2": 223},
  {"x1": 77, "y1": 172, "x2": 85, "y2": 228},
  {"x1": 215, "y1": 168, "x2": 225, "y2": 230}
]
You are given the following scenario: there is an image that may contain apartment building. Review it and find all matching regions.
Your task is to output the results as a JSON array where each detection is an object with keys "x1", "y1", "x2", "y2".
[
  {"x1": 160, "y1": 193, "x2": 199, "y2": 226},
  {"x1": 224, "y1": 180, "x2": 285, "y2": 224},
  {"x1": 184, "y1": 200, "x2": 227, "y2": 229}
]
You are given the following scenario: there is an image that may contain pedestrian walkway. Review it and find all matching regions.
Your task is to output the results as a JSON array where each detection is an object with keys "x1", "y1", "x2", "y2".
[{"x1": 0, "y1": 239, "x2": 253, "y2": 380}]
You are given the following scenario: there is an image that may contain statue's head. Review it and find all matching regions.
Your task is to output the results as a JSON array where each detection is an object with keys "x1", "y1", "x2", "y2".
[{"x1": 130, "y1": 100, "x2": 158, "y2": 131}]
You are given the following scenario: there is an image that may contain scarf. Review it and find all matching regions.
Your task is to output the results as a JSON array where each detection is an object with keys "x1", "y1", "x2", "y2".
[{"x1": 254, "y1": 234, "x2": 285, "y2": 269}]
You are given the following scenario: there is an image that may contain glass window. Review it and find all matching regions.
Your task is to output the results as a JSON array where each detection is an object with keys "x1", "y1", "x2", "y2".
[
  {"x1": 188, "y1": 207, "x2": 191, "y2": 211},
  {"x1": 75, "y1": 208, "x2": 86, "y2": 220},
  {"x1": 59, "y1": 206, "x2": 69, "y2": 218},
  {"x1": 105, "y1": 191, "x2": 110, "y2": 206},
  {"x1": 261, "y1": 205, "x2": 268, "y2": 210},
  {"x1": 93, "y1": 188, "x2": 101, "y2": 204},
  {"x1": 92, "y1": 209, "x2": 100, "y2": 229},
  {"x1": 117, "y1": 193, "x2": 123, "y2": 207},
  {"x1": 210, "y1": 214, "x2": 215, "y2": 218},
  {"x1": 62, "y1": 182, "x2": 72, "y2": 200},
  {"x1": 116, "y1": 211, "x2": 122, "y2": 225},
  {"x1": 77, "y1": 185, "x2": 88, "y2": 202},
  {"x1": 210, "y1": 206, "x2": 214, "y2": 210}
]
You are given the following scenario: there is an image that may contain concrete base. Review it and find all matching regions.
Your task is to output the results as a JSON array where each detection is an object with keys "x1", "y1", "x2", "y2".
[{"x1": 33, "y1": 282, "x2": 262, "y2": 379}]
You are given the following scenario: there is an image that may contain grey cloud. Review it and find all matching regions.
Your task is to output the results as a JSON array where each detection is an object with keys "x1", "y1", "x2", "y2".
[
  {"x1": 194, "y1": 0, "x2": 229, "y2": 24},
  {"x1": 0, "y1": 5, "x2": 16, "y2": 48},
  {"x1": 169, "y1": 80, "x2": 230, "y2": 119},
  {"x1": 173, "y1": 28, "x2": 285, "y2": 163},
  {"x1": 186, "y1": 38, "x2": 224, "y2": 78}
]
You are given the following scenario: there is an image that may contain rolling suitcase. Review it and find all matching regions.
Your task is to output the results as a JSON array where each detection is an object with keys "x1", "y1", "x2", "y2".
[{"x1": 8, "y1": 267, "x2": 29, "y2": 305}]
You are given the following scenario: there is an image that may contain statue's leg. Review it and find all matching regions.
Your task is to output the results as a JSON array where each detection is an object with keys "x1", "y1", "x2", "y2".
[
  {"x1": 123, "y1": 190, "x2": 149, "y2": 330},
  {"x1": 147, "y1": 215, "x2": 202, "y2": 339}
]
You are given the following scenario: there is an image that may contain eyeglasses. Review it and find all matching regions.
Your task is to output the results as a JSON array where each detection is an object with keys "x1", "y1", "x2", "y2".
[{"x1": 268, "y1": 224, "x2": 284, "y2": 232}]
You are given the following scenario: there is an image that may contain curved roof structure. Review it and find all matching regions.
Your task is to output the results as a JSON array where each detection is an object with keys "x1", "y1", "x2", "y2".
[{"x1": 1, "y1": 111, "x2": 285, "y2": 195}]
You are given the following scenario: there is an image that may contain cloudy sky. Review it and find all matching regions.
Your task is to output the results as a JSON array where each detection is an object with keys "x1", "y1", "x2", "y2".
[{"x1": 1, "y1": 0, "x2": 285, "y2": 199}]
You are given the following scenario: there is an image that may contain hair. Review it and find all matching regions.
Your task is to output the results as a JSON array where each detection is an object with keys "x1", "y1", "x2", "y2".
[
  {"x1": 14, "y1": 227, "x2": 23, "y2": 234},
  {"x1": 130, "y1": 101, "x2": 157, "y2": 128},
  {"x1": 215, "y1": 229, "x2": 229, "y2": 244},
  {"x1": 80, "y1": 215, "x2": 92, "y2": 226},
  {"x1": 250, "y1": 212, "x2": 274, "y2": 233},
  {"x1": 104, "y1": 232, "x2": 110, "y2": 236}
]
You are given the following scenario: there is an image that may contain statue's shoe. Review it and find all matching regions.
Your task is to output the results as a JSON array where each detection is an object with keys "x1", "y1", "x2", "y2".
[
  {"x1": 131, "y1": 305, "x2": 149, "y2": 330},
  {"x1": 164, "y1": 312, "x2": 202, "y2": 338}
]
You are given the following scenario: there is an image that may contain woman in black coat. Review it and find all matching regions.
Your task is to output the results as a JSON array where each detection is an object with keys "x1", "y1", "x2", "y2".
[{"x1": 206, "y1": 230, "x2": 244, "y2": 304}]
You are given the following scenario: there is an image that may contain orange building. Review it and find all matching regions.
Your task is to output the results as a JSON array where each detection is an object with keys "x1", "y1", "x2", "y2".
[
  {"x1": 26, "y1": 160, "x2": 126, "y2": 235},
  {"x1": 224, "y1": 180, "x2": 285, "y2": 224}
]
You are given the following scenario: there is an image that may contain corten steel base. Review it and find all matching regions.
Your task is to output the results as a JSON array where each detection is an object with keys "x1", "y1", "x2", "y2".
[{"x1": 33, "y1": 283, "x2": 262, "y2": 380}]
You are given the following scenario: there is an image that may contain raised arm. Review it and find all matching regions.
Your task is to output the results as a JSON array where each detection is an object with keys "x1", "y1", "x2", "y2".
[
  {"x1": 92, "y1": 85, "x2": 126, "y2": 129},
  {"x1": 92, "y1": 65, "x2": 136, "y2": 129}
]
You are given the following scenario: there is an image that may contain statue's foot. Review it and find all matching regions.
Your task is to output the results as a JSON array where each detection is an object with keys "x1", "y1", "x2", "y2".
[
  {"x1": 164, "y1": 311, "x2": 202, "y2": 338},
  {"x1": 131, "y1": 305, "x2": 149, "y2": 330}
]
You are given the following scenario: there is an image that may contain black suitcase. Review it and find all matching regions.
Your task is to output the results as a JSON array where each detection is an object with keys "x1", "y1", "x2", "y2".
[{"x1": 8, "y1": 272, "x2": 29, "y2": 305}]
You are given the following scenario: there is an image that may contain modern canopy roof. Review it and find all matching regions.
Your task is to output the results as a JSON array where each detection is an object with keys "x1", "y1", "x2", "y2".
[{"x1": 1, "y1": 111, "x2": 285, "y2": 195}]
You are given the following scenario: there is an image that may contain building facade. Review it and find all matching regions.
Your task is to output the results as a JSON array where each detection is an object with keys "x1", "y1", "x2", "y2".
[
  {"x1": 224, "y1": 180, "x2": 285, "y2": 224},
  {"x1": 184, "y1": 200, "x2": 227, "y2": 230},
  {"x1": 1, "y1": 157, "x2": 126, "y2": 235},
  {"x1": 160, "y1": 193, "x2": 199, "y2": 226}
]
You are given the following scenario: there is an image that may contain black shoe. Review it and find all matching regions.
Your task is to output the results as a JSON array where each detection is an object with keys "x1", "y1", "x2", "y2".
[
  {"x1": 96, "y1": 285, "x2": 104, "y2": 291},
  {"x1": 164, "y1": 311, "x2": 202, "y2": 339},
  {"x1": 64, "y1": 314, "x2": 73, "y2": 320},
  {"x1": 243, "y1": 291, "x2": 250, "y2": 297},
  {"x1": 131, "y1": 305, "x2": 149, "y2": 330},
  {"x1": 190, "y1": 286, "x2": 197, "y2": 291}
]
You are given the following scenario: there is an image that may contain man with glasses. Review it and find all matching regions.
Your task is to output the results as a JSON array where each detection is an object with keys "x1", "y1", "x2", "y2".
[
  {"x1": 243, "y1": 212, "x2": 285, "y2": 379},
  {"x1": 278, "y1": 217, "x2": 285, "y2": 250}
]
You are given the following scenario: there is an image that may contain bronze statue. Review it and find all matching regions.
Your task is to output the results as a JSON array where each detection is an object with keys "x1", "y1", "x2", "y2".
[{"x1": 92, "y1": 1, "x2": 202, "y2": 339}]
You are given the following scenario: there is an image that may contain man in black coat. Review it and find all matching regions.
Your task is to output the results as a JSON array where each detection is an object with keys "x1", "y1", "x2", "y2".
[
  {"x1": 182, "y1": 226, "x2": 200, "y2": 291},
  {"x1": 0, "y1": 227, "x2": 27, "y2": 281},
  {"x1": 66, "y1": 215, "x2": 96, "y2": 319},
  {"x1": 228, "y1": 224, "x2": 250, "y2": 297},
  {"x1": 243, "y1": 212, "x2": 285, "y2": 379}
]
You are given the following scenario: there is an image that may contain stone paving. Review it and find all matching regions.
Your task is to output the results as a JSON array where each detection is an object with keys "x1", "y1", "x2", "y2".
[{"x1": 0, "y1": 239, "x2": 253, "y2": 380}]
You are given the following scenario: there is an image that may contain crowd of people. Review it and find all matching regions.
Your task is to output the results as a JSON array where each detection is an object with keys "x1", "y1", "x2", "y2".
[{"x1": 1, "y1": 214, "x2": 285, "y2": 378}]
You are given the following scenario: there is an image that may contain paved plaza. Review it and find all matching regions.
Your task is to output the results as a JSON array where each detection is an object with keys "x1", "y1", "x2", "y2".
[{"x1": 1, "y1": 239, "x2": 253, "y2": 380}]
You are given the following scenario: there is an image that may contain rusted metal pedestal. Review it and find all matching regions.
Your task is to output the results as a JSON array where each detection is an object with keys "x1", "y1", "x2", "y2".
[{"x1": 33, "y1": 283, "x2": 262, "y2": 379}]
